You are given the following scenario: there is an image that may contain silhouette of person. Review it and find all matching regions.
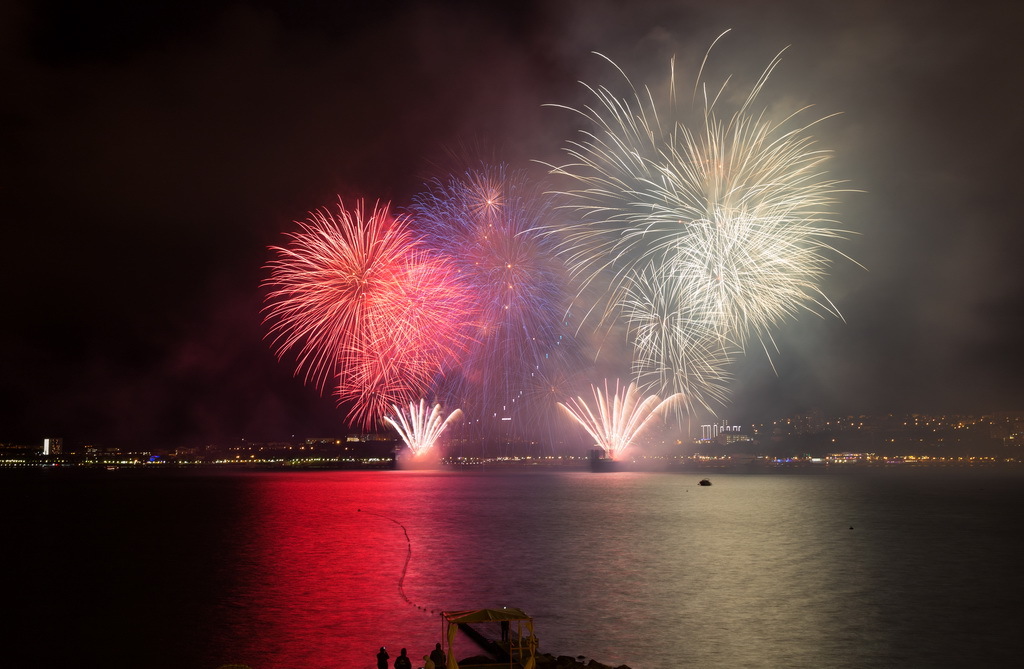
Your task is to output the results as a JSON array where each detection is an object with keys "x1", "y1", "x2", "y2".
[
  {"x1": 429, "y1": 642, "x2": 446, "y2": 668},
  {"x1": 423, "y1": 654, "x2": 435, "y2": 669},
  {"x1": 376, "y1": 647, "x2": 389, "y2": 669},
  {"x1": 394, "y1": 647, "x2": 412, "y2": 669}
]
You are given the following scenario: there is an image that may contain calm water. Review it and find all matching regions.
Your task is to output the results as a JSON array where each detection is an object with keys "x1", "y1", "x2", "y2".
[{"x1": 4, "y1": 467, "x2": 1024, "y2": 668}]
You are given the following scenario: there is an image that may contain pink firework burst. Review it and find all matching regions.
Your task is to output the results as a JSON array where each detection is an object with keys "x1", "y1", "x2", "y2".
[{"x1": 262, "y1": 199, "x2": 478, "y2": 428}]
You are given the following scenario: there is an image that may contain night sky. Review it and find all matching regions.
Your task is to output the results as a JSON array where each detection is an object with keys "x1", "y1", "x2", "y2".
[{"x1": 3, "y1": 0, "x2": 1023, "y2": 450}]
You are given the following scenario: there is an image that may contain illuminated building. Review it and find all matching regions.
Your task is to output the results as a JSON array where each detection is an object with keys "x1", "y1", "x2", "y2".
[{"x1": 700, "y1": 421, "x2": 744, "y2": 441}]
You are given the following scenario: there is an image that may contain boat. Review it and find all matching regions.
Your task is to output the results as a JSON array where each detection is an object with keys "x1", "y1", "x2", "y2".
[
  {"x1": 698, "y1": 478, "x2": 712, "y2": 486},
  {"x1": 588, "y1": 449, "x2": 622, "y2": 472}
]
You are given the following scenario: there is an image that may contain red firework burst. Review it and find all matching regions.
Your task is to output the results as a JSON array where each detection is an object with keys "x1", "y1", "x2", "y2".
[{"x1": 262, "y1": 199, "x2": 477, "y2": 428}]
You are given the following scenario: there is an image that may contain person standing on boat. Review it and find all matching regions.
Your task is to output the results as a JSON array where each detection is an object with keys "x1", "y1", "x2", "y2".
[
  {"x1": 376, "y1": 647, "x2": 389, "y2": 669},
  {"x1": 393, "y1": 647, "x2": 412, "y2": 669}
]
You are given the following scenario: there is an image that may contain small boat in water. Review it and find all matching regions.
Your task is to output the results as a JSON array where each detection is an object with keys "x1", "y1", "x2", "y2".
[
  {"x1": 589, "y1": 448, "x2": 622, "y2": 472},
  {"x1": 698, "y1": 478, "x2": 712, "y2": 486}
]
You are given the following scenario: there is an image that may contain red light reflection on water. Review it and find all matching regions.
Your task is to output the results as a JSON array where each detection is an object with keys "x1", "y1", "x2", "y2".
[{"x1": 206, "y1": 473, "x2": 451, "y2": 668}]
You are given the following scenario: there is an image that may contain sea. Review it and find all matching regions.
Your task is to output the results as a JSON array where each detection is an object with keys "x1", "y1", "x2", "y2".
[{"x1": 4, "y1": 466, "x2": 1024, "y2": 669}]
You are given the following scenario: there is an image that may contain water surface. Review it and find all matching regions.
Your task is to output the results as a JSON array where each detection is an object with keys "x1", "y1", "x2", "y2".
[{"x1": 5, "y1": 468, "x2": 1023, "y2": 668}]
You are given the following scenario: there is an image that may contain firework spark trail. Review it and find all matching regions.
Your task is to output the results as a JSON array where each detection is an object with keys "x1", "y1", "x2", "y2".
[
  {"x1": 340, "y1": 251, "x2": 481, "y2": 424},
  {"x1": 383, "y1": 399, "x2": 463, "y2": 458},
  {"x1": 410, "y1": 163, "x2": 582, "y2": 448},
  {"x1": 262, "y1": 200, "x2": 478, "y2": 428},
  {"x1": 546, "y1": 33, "x2": 855, "y2": 413},
  {"x1": 622, "y1": 267, "x2": 732, "y2": 415},
  {"x1": 558, "y1": 379, "x2": 682, "y2": 461}
]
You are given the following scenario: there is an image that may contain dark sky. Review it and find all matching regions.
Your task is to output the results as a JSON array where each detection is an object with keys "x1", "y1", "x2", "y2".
[{"x1": 2, "y1": 0, "x2": 1023, "y2": 449}]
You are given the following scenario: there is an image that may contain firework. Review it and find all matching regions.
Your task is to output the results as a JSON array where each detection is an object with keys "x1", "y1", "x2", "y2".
[
  {"x1": 547, "y1": 34, "x2": 853, "y2": 412},
  {"x1": 262, "y1": 200, "x2": 477, "y2": 428},
  {"x1": 409, "y1": 163, "x2": 583, "y2": 447},
  {"x1": 384, "y1": 399, "x2": 463, "y2": 458},
  {"x1": 558, "y1": 379, "x2": 682, "y2": 461},
  {"x1": 622, "y1": 266, "x2": 732, "y2": 416}
]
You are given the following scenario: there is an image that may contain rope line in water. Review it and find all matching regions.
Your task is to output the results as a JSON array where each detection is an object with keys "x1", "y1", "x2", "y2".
[{"x1": 358, "y1": 509, "x2": 439, "y2": 615}]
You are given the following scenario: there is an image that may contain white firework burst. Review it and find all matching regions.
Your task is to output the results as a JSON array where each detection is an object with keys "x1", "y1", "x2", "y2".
[
  {"x1": 558, "y1": 379, "x2": 682, "y2": 460},
  {"x1": 384, "y1": 399, "x2": 463, "y2": 458},
  {"x1": 546, "y1": 32, "x2": 856, "y2": 414}
]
